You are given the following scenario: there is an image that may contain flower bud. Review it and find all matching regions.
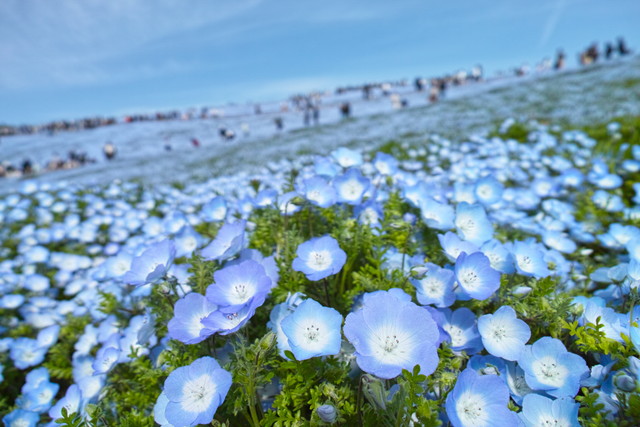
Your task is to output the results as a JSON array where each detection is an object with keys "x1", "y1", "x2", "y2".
[
  {"x1": 317, "y1": 404, "x2": 337, "y2": 423},
  {"x1": 614, "y1": 373, "x2": 637, "y2": 392}
]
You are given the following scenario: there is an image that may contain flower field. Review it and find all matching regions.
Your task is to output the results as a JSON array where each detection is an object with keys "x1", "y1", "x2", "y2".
[{"x1": 1, "y1": 115, "x2": 640, "y2": 426}]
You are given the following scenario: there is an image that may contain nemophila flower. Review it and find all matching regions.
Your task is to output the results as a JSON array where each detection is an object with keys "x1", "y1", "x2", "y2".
[
  {"x1": 153, "y1": 392, "x2": 173, "y2": 427},
  {"x1": 354, "y1": 200, "x2": 383, "y2": 228},
  {"x1": 480, "y1": 240, "x2": 515, "y2": 274},
  {"x1": 200, "y1": 220, "x2": 245, "y2": 261},
  {"x1": 510, "y1": 241, "x2": 550, "y2": 278},
  {"x1": 229, "y1": 249, "x2": 280, "y2": 287},
  {"x1": 49, "y1": 384, "x2": 83, "y2": 422},
  {"x1": 518, "y1": 337, "x2": 588, "y2": 398},
  {"x1": 92, "y1": 345, "x2": 120, "y2": 375},
  {"x1": 268, "y1": 292, "x2": 306, "y2": 357},
  {"x1": 411, "y1": 262, "x2": 456, "y2": 307},
  {"x1": 102, "y1": 251, "x2": 133, "y2": 279},
  {"x1": 2, "y1": 409, "x2": 39, "y2": 427},
  {"x1": 201, "y1": 196, "x2": 227, "y2": 222},
  {"x1": 36, "y1": 324, "x2": 60, "y2": 350},
  {"x1": 455, "y1": 202, "x2": 494, "y2": 245},
  {"x1": 333, "y1": 168, "x2": 370, "y2": 205},
  {"x1": 254, "y1": 188, "x2": 278, "y2": 207},
  {"x1": 297, "y1": 176, "x2": 337, "y2": 208},
  {"x1": 122, "y1": 240, "x2": 176, "y2": 286},
  {"x1": 542, "y1": 231, "x2": 577, "y2": 254},
  {"x1": 445, "y1": 368, "x2": 519, "y2": 427},
  {"x1": 10, "y1": 337, "x2": 47, "y2": 370},
  {"x1": 167, "y1": 292, "x2": 218, "y2": 344},
  {"x1": 0, "y1": 293, "x2": 25, "y2": 309},
  {"x1": 373, "y1": 152, "x2": 399, "y2": 175},
  {"x1": 478, "y1": 306, "x2": 530, "y2": 361},
  {"x1": 474, "y1": 175, "x2": 503, "y2": 205},
  {"x1": 159, "y1": 356, "x2": 232, "y2": 426},
  {"x1": 438, "y1": 232, "x2": 479, "y2": 262},
  {"x1": 277, "y1": 191, "x2": 302, "y2": 215},
  {"x1": 292, "y1": 235, "x2": 347, "y2": 281},
  {"x1": 281, "y1": 299, "x2": 342, "y2": 360},
  {"x1": 468, "y1": 354, "x2": 506, "y2": 377},
  {"x1": 332, "y1": 147, "x2": 363, "y2": 168},
  {"x1": 454, "y1": 252, "x2": 500, "y2": 301},
  {"x1": 205, "y1": 260, "x2": 271, "y2": 311},
  {"x1": 519, "y1": 394, "x2": 580, "y2": 427},
  {"x1": 439, "y1": 307, "x2": 483, "y2": 354},
  {"x1": 174, "y1": 226, "x2": 202, "y2": 258},
  {"x1": 343, "y1": 291, "x2": 439, "y2": 379},
  {"x1": 19, "y1": 380, "x2": 59, "y2": 413},
  {"x1": 420, "y1": 197, "x2": 455, "y2": 230},
  {"x1": 201, "y1": 303, "x2": 257, "y2": 335}
]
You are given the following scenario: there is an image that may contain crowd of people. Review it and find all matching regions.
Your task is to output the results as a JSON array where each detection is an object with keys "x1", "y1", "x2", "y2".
[
  {"x1": 1, "y1": 37, "x2": 634, "y2": 180},
  {"x1": 0, "y1": 149, "x2": 95, "y2": 179}
]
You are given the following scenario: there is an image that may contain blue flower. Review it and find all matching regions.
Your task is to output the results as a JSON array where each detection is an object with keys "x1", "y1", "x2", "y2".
[
  {"x1": 297, "y1": 176, "x2": 337, "y2": 208},
  {"x1": 332, "y1": 169, "x2": 370, "y2": 205},
  {"x1": 168, "y1": 292, "x2": 218, "y2": 344},
  {"x1": 411, "y1": 262, "x2": 456, "y2": 307},
  {"x1": 332, "y1": 147, "x2": 363, "y2": 168},
  {"x1": 205, "y1": 260, "x2": 272, "y2": 311},
  {"x1": 455, "y1": 202, "x2": 493, "y2": 245},
  {"x1": 373, "y1": 152, "x2": 399, "y2": 175},
  {"x1": 49, "y1": 384, "x2": 83, "y2": 422},
  {"x1": 292, "y1": 235, "x2": 347, "y2": 281},
  {"x1": 445, "y1": 368, "x2": 519, "y2": 427},
  {"x1": 343, "y1": 290, "x2": 439, "y2": 379},
  {"x1": 454, "y1": 252, "x2": 501, "y2": 301},
  {"x1": 439, "y1": 307, "x2": 483, "y2": 354},
  {"x1": 201, "y1": 303, "x2": 257, "y2": 336},
  {"x1": 478, "y1": 306, "x2": 530, "y2": 361},
  {"x1": 2, "y1": 409, "x2": 39, "y2": 427},
  {"x1": 519, "y1": 394, "x2": 580, "y2": 427},
  {"x1": 438, "y1": 231, "x2": 479, "y2": 262},
  {"x1": 510, "y1": 241, "x2": 550, "y2": 278},
  {"x1": 518, "y1": 337, "x2": 589, "y2": 398},
  {"x1": 268, "y1": 292, "x2": 306, "y2": 357},
  {"x1": 18, "y1": 380, "x2": 59, "y2": 413},
  {"x1": 201, "y1": 196, "x2": 227, "y2": 222},
  {"x1": 281, "y1": 299, "x2": 343, "y2": 360},
  {"x1": 10, "y1": 337, "x2": 47, "y2": 370},
  {"x1": 200, "y1": 221, "x2": 245, "y2": 261},
  {"x1": 419, "y1": 197, "x2": 455, "y2": 230},
  {"x1": 474, "y1": 176, "x2": 503, "y2": 205},
  {"x1": 122, "y1": 240, "x2": 176, "y2": 286},
  {"x1": 160, "y1": 357, "x2": 232, "y2": 426}
]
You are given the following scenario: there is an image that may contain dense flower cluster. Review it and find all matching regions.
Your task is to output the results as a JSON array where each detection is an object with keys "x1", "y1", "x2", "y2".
[{"x1": 1, "y1": 118, "x2": 640, "y2": 425}]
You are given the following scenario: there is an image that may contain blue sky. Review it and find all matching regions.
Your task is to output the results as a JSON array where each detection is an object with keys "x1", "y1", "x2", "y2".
[{"x1": 1, "y1": 0, "x2": 638, "y2": 124}]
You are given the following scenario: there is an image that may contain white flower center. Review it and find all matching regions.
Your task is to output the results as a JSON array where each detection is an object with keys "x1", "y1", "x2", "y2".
[
  {"x1": 308, "y1": 250, "x2": 333, "y2": 271},
  {"x1": 458, "y1": 268, "x2": 481, "y2": 290},
  {"x1": 532, "y1": 356, "x2": 568, "y2": 387},
  {"x1": 538, "y1": 415, "x2": 572, "y2": 427},
  {"x1": 456, "y1": 391, "x2": 488, "y2": 426},
  {"x1": 181, "y1": 374, "x2": 216, "y2": 413},
  {"x1": 443, "y1": 324, "x2": 466, "y2": 347},
  {"x1": 342, "y1": 180, "x2": 364, "y2": 200},
  {"x1": 304, "y1": 323, "x2": 321, "y2": 342}
]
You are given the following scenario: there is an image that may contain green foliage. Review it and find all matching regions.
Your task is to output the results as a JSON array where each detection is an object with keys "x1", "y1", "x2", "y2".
[{"x1": 44, "y1": 315, "x2": 91, "y2": 381}]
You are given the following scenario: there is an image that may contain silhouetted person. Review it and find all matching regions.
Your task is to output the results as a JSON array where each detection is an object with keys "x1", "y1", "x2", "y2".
[
  {"x1": 414, "y1": 77, "x2": 424, "y2": 92},
  {"x1": 103, "y1": 142, "x2": 116, "y2": 160},
  {"x1": 340, "y1": 102, "x2": 351, "y2": 119},
  {"x1": 605, "y1": 42, "x2": 614, "y2": 60},
  {"x1": 553, "y1": 49, "x2": 566, "y2": 71},
  {"x1": 22, "y1": 159, "x2": 33, "y2": 175},
  {"x1": 191, "y1": 138, "x2": 200, "y2": 147},
  {"x1": 618, "y1": 37, "x2": 630, "y2": 56},
  {"x1": 274, "y1": 117, "x2": 283, "y2": 131},
  {"x1": 312, "y1": 105, "x2": 320, "y2": 125}
]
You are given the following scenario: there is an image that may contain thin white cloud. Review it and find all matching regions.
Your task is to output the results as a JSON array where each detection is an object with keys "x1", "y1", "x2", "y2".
[{"x1": 538, "y1": 0, "x2": 569, "y2": 48}]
